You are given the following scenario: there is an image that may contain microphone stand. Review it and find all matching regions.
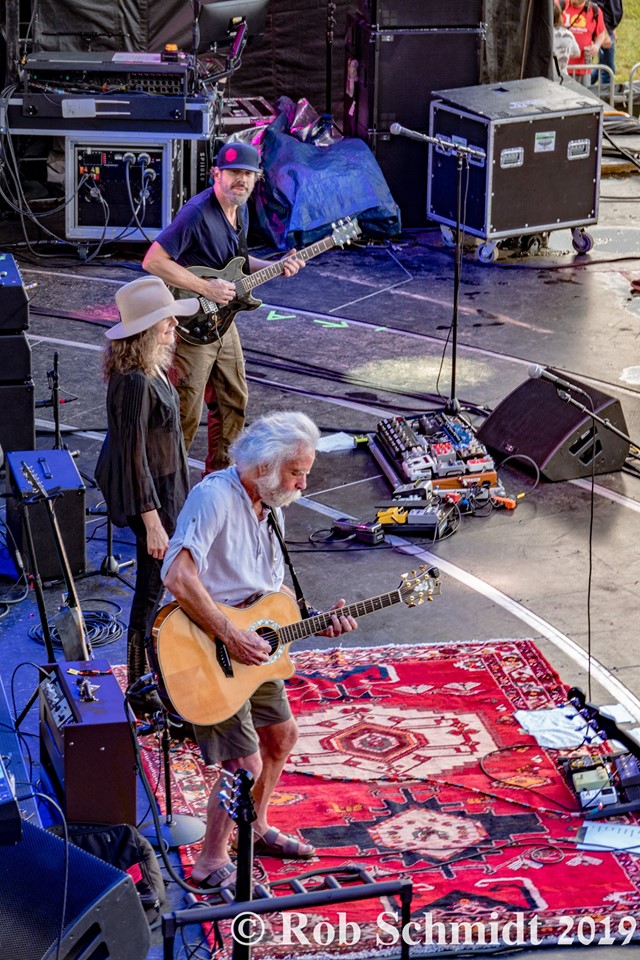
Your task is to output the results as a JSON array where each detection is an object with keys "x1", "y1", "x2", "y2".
[
  {"x1": 390, "y1": 125, "x2": 486, "y2": 415},
  {"x1": 554, "y1": 388, "x2": 639, "y2": 455}
]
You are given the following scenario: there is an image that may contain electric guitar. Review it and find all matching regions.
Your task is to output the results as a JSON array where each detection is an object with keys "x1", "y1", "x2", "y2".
[
  {"x1": 151, "y1": 566, "x2": 441, "y2": 726},
  {"x1": 21, "y1": 461, "x2": 90, "y2": 661},
  {"x1": 173, "y1": 217, "x2": 361, "y2": 345}
]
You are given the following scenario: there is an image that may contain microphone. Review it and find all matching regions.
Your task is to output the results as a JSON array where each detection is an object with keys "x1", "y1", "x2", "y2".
[
  {"x1": 389, "y1": 123, "x2": 431, "y2": 144},
  {"x1": 527, "y1": 364, "x2": 589, "y2": 396}
]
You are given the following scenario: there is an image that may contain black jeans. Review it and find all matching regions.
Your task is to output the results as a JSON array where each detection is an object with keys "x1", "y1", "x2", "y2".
[{"x1": 127, "y1": 515, "x2": 166, "y2": 639}]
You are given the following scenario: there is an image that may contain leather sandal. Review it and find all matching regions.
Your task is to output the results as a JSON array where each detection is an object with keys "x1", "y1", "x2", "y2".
[
  {"x1": 253, "y1": 827, "x2": 315, "y2": 859},
  {"x1": 192, "y1": 861, "x2": 237, "y2": 892}
]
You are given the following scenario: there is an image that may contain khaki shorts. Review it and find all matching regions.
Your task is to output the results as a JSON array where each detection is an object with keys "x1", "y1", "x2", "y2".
[{"x1": 193, "y1": 679, "x2": 292, "y2": 765}]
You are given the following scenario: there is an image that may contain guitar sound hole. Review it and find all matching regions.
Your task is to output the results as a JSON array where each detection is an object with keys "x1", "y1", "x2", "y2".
[{"x1": 257, "y1": 627, "x2": 278, "y2": 655}]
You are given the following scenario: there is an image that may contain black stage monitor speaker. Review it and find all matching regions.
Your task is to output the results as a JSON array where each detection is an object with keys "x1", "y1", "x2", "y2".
[
  {"x1": 5, "y1": 449, "x2": 86, "y2": 580},
  {"x1": 0, "y1": 382, "x2": 35, "y2": 454},
  {"x1": 476, "y1": 372, "x2": 630, "y2": 481},
  {"x1": 0, "y1": 819, "x2": 150, "y2": 960}
]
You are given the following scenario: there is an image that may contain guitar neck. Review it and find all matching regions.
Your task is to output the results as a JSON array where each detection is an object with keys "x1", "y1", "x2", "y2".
[
  {"x1": 280, "y1": 590, "x2": 403, "y2": 645},
  {"x1": 236, "y1": 236, "x2": 336, "y2": 296}
]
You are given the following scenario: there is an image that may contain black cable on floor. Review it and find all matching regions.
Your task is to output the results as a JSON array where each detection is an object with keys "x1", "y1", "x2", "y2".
[{"x1": 28, "y1": 604, "x2": 126, "y2": 650}]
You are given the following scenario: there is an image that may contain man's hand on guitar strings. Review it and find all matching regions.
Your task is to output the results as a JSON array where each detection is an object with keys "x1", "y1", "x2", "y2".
[
  {"x1": 224, "y1": 628, "x2": 272, "y2": 665},
  {"x1": 282, "y1": 249, "x2": 305, "y2": 277},
  {"x1": 205, "y1": 276, "x2": 235, "y2": 304}
]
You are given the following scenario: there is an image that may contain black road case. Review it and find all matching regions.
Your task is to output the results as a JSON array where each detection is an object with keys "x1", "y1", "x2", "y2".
[{"x1": 427, "y1": 78, "x2": 602, "y2": 251}]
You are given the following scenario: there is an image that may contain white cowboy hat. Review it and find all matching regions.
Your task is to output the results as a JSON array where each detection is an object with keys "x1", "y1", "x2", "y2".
[{"x1": 106, "y1": 276, "x2": 200, "y2": 340}]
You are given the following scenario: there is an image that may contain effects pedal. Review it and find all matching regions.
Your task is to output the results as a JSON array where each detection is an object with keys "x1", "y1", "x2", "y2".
[
  {"x1": 579, "y1": 785, "x2": 618, "y2": 809},
  {"x1": 614, "y1": 753, "x2": 640, "y2": 788},
  {"x1": 567, "y1": 755, "x2": 605, "y2": 774},
  {"x1": 572, "y1": 765, "x2": 610, "y2": 793},
  {"x1": 331, "y1": 518, "x2": 385, "y2": 545}
]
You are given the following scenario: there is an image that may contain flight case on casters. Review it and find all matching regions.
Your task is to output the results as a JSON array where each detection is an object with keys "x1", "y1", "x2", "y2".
[{"x1": 427, "y1": 77, "x2": 603, "y2": 262}]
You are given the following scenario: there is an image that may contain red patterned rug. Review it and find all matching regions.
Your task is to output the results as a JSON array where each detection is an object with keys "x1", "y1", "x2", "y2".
[{"x1": 138, "y1": 640, "x2": 640, "y2": 957}]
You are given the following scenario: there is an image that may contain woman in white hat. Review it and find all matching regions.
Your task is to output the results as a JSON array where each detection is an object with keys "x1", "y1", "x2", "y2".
[{"x1": 96, "y1": 276, "x2": 199, "y2": 716}]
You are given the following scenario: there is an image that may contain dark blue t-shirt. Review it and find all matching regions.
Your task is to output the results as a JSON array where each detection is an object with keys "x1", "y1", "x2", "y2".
[{"x1": 155, "y1": 188, "x2": 249, "y2": 271}]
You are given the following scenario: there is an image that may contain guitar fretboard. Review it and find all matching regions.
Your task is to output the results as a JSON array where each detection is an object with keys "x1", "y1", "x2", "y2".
[
  {"x1": 235, "y1": 236, "x2": 337, "y2": 297},
  {"x1": 280, "y1": 590, "x2": 403, "y2": 645}
]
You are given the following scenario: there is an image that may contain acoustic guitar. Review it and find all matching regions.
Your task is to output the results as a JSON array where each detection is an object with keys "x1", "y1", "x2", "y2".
[
  {"x1": 173, "y1": 216, "x2": 361, "y2": 345},
  {"x1": 152, "y1": 566, "x2": 441, "y2": 726}
]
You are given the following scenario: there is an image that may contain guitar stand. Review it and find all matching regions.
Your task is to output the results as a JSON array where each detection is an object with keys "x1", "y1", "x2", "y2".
[
  {"x1": 163, "y1": 867, "x2": 414, "y2": 960},
  {"x1": 19, "y1": 497, "x2": 56, "y2": 663},
  {"x1": 139, "y1": 703, "x2": 205, "y2": 850}
]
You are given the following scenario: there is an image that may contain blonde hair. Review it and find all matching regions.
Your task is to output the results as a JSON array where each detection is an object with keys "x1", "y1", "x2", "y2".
[{"x1": 103, "y1": 327, "x2": 174, "y2": 380}]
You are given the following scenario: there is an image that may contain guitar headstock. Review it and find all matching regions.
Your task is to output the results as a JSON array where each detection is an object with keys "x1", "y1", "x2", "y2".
[
  {"x1": 399, "y1": 565, "x2": 441, "y2": 607},
  {"x1": 331, "y1": 216, "x2": 362, "y2": 248},
  {"x1": 21, "y1": 461, "x2": 47, "y2": 499},
  {"x1": 218, "y1": 768, "x2": 257, "y2": 825}
]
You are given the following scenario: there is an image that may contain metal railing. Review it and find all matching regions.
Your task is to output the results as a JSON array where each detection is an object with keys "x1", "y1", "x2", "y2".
[
  {"x1": 566, "y1": 63, "x2": 616, "y2": 107},
  {"x1": 627, "y1": 61, "x2": 640, "y2": 116}
]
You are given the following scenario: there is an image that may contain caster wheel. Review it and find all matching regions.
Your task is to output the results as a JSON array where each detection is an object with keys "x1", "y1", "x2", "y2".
[
  {"x1": 440, "y1": 226, "x2": 455, "y2": 248},
  {"x1": 521, "y1": 235, "x2": 541, "y2": 256},
  {"x1": 572, "y1": 229, "x2": 594, "y2": 254},
  {"x1": 477, "y1": 242, "x2": 498, "y2": 263}
]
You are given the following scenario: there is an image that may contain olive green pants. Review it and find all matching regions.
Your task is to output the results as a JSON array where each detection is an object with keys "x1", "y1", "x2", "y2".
[{"x1": 172, "y1": 324, "x2": 248, "y2": 473}]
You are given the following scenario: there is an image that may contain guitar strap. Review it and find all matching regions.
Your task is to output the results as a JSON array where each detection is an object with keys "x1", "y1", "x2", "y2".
[
  {"x1": 267, "y1": 508, "x2": 311, "y2": 618},
  {"x1": 237, "y1": 211, "x2": 250, "y2": 273}
]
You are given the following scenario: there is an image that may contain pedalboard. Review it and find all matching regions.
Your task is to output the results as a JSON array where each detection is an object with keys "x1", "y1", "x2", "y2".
[
  {"x1": 561, "y1": 751, "x2": 640, "y2": 819},
  {"x1": 368, "y1": 413, "x2": 498, "y2": 491}
]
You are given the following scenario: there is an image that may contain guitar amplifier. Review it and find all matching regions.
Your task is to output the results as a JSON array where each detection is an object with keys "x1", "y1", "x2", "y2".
[
  {"x1": 39, "y1": 659, "x2": 137, "y2": 825},
  {"x1": 0, "y1": 253, "x2": 29, "y2": 332},
  {"x1": 5, "y1": 449, "x2": 86, "y2": 581}
]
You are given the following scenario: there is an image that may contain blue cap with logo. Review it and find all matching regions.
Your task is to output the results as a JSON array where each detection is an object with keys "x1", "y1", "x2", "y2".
[{"x1": 216, "y1": 142, "x2": 261, "y2": 173}]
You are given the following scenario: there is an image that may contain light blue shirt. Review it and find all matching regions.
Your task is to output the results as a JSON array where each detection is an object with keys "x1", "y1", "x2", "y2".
[{"x1": 161, "y1": 466, "x2": 285, "y2": 606}]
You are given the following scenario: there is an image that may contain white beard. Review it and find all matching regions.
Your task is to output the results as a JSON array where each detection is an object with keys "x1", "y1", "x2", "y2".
[{"x1": 256, "y1": 469, "x2": 302, "y2": 509}]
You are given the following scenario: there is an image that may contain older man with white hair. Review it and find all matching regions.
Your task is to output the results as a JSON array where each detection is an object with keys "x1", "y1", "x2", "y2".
[{"x1": 162, "y1": 410, "x2": 356, "y2": 891}]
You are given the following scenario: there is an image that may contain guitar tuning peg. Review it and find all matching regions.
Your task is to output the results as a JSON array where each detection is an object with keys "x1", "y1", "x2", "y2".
[
  {"x1": 417, "y1": 596, "x2": 424, "y2": 605},
  {"x1": 411, "y1": 570, "x2": 417, "y2": 577}
]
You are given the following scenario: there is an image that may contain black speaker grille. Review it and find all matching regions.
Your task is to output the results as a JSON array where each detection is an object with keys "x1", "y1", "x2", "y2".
[{"x1": 0, "y1": 821, "x2": 149, "y2": 960}]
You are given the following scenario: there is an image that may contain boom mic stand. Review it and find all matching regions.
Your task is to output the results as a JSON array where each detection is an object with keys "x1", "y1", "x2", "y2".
[{"x1": 390, "y1": 124, "x2": 486, "y2": 416}]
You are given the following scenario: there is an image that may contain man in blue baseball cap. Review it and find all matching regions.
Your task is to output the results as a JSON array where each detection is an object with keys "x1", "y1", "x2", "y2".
[{"x1": 143, "y1": 140, "x2": 304, "y2": 474}]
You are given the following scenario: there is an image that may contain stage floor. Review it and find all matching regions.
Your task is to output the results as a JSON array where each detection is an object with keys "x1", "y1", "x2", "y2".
[{"x1": 2, "y1": 161, "x2": 640, "y2": 959}]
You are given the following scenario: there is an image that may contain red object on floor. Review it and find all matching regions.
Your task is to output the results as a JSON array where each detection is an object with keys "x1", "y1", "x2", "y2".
[{"x1": 138, "y1": 641, "x2": 640, "y2": 956}]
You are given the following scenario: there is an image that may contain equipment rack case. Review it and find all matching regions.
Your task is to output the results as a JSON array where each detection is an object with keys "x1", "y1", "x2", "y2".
[{"x1": 427, "y1": 77, "x2": 603, "y2": 260}]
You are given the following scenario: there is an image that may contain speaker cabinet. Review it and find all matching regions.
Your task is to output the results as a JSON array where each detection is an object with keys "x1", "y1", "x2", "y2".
[
  {"x1": 345, "y1": 19, "x2": 482, "y2": 135},
  {"x1": 476, "y1": 373, "x2": 630, "y2": 481},
  {"x1": 0, "y1": 382, "x2": 35, "y2": 454},
  {"x1": 0, "y1": 333, "x2": 31, "y2": 382},
  {"x1": 5, "y1": 449, "x2": 86, "y2": 580},
  {"x1": 357, "y1": 0, "x2": 484, "y2": 28},
  {"x1": 0, "y1": 254, "x2": 28, "y2": 332},
  {"x1": 365, "y1": 131, "x2": 429, "y2": 228},
  {"x1": 0, "y1": 820, "x2": 150, "y2": 960},
  {"x1": 344, "y1": 17, "x2": 482, "y2": 226}
]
